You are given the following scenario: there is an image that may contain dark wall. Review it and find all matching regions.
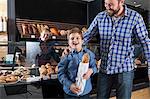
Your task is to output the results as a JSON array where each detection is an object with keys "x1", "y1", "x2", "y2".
[
  {"x1": 15, "y1": 0, "x2": 87, "y2": 25},
  {"x1": 88, "y1": 0, "x2": 104, "y2": 25}
]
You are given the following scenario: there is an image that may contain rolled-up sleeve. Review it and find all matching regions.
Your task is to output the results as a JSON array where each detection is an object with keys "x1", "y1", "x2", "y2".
[{"x1": 58, "y1": 56, "x2": 72, "y2": 88}]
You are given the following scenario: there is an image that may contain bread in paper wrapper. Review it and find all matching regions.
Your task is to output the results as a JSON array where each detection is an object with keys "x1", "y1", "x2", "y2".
[{"x1": 76, "y1": 53, "x2": 89, "y2": 95}]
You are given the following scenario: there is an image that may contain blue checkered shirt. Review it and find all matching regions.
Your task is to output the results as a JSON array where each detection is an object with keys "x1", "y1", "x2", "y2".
[{"x1": 84, "y1": 6, "x2": 150, "y2": 74}]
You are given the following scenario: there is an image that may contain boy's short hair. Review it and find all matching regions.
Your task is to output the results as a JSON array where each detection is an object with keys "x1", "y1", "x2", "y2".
[{"x1": 68, "y1": 27, "x2": 83, "y2": 39}]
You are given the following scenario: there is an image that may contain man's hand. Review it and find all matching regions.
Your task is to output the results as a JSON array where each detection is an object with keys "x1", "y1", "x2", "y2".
[
  {"x1": 70, "y1": 83, "x2": 81, "y2": 94},
  {"x1": 83, "y1": 68, "x2": 93, "y2": 80}
]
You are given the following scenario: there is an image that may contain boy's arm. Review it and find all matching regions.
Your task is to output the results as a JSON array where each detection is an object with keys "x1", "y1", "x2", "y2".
[{"x1": 58, "y1": 56, "x2": 72, "y2": 88}]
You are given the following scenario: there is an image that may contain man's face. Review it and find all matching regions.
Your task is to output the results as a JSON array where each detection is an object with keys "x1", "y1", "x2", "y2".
[
  {"x1": 68, "y1": 33, "x2": 83, "y2": 51},
  {"x1": 104, "y1": 0, "x2": 123, "y2": 16}
]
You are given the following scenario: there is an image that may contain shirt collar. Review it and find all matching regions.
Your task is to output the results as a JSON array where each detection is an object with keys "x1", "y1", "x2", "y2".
[
  {"x1": 71, "y1": 48, "x2": 86, "y2": 54},
  {"x1": 124, "y1": 5, "x2": 129, "y2": 17}
]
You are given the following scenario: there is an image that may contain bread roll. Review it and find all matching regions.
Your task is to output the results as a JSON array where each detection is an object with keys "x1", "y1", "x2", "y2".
[
  {"x1": 0, "y1": 79, "x2": 6, "y2": 83},
  {"x1": 45, "y1": 63, "x2": 51, "y2": 69},
  {"x1": 47, "y1": 67, "x2": 54, "y2": 75},
  {"x1": 5, "y1": 76, "x2": 17, "y2": 82},
  {"x1": 39, "y1": 65, "x2": 47, "y2": 75},
  {"x1": 0, "y1": 75, "x2": 6, "y2": 80}
]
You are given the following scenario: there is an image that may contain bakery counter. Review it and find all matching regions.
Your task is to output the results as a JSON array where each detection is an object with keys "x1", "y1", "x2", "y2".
[
  {"x1": 0, "y1": 65, "x2": 64, "y2": 98},
  {"x1": 0, "y1": 75, "x2": 64, "y2": 98}
]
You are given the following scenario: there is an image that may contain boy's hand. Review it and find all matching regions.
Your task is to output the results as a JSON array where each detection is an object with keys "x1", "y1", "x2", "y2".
[
  {"x1": 61, "y1": 46, "x2": 71, "y2": 57},
  {"x1": 70, "y1": 83, "x2": 81, "y2": 94},
  {"x1": 83, "y1": 68, "x2": 93, "y2": 80},
  {"x1": 134, "y1": 58, "x2": 141, "y2": 65}
]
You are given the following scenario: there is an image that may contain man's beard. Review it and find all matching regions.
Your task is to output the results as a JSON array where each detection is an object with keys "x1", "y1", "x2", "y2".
[{"x1": 106, "y1": 8, "x2": 120, "y2": 17}]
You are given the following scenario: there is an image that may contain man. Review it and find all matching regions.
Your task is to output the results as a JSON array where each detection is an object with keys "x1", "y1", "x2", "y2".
[{"x1": 83, "y1": 0, "x2": 150, "y2": 99}]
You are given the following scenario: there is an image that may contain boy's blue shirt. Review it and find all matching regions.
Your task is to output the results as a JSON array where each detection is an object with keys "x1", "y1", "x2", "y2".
[{"x1": 58, "y1": 47, "x2": 97, "y2": 96}]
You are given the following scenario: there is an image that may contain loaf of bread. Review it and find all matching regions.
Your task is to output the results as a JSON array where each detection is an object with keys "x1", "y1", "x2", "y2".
[
  {"x1": 50, "y1": 27, "x2": 60, "y2": 36},
  {"x1": 31, "y1": 24, "x2": 39, "y2": 35},
  {"x1": 21, "y1": 24, "x2": 29, "y2": 35},
  {"x1": 82, "y1": 53, "x2": 89, "y2": 63}
]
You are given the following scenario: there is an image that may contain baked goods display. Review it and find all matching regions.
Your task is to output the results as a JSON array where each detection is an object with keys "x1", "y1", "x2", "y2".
[
  {"x1": 0, "y1": 71, "x2": 18, "y2": 84},
  {"x1": 0, "y1": 66, "x2": 30, "y2": 84},
  {"x1": 5, "y1": 75, "x2": 18, "y2": 82},
  {"x1": 18, "y1": 19, "x2": 86, "y2": 40},
  {"x1": 39, "y1": 63, "x2": 58, "y2": 79},
  {"x1": 13, "y1": 66, "x2": 30, "y2": 78}
]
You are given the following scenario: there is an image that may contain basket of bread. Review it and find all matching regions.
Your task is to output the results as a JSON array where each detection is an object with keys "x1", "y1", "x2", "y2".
[{"x1": 39, "y1": 63, "x2": 58, "y2": 80}]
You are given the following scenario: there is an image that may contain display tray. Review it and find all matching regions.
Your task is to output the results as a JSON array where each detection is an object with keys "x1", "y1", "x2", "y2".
[{"x1": 0, "y1": 80, "x2": 19, "y2": 85}]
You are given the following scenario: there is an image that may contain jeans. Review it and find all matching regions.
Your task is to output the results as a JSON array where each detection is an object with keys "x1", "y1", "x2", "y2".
[
  {"x1": 64, "y1": 93, "x2": 90, "y2": 99},
  {"x1": 97, "y1": 70, "x2": 134, "y2": 99}
]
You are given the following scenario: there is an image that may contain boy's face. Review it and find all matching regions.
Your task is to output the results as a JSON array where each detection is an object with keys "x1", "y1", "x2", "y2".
[{"x1": 68, "y1": 33, "x2": 83, "y2": 51}]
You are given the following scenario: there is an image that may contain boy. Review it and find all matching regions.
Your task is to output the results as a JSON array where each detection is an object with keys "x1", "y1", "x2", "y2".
[{"x1": 58, "y1": 27, "x2": 97, "y2": 98}]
